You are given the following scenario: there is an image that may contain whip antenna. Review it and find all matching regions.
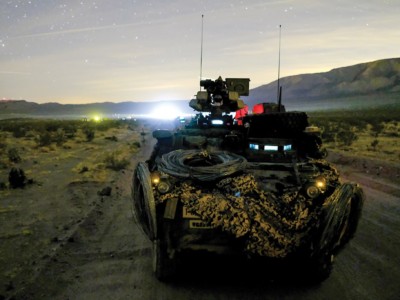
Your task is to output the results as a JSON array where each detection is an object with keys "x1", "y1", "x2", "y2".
[
  {"x1": 277, "y1": 24, "x2": 282, "y2": 105},
  {"x1": 200, "y1": 14, "x2": 204, "y2": 88}
]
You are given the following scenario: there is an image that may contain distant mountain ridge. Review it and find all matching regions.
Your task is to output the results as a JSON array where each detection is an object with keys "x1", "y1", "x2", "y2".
[
  {"x1": 0, "y1": 99, "x2": 191, "y2": 118},
  {"x1": 244, "y1": 57, "x2": 400, "y2": 110},
  {"x1": 1, "y1": 57, "x2": 399, "y2": 118}
]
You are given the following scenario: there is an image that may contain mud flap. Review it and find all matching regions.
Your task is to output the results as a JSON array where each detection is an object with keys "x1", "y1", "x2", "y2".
[{"x1": 131, "y1": 162, "x2": 157, "y2": 240}]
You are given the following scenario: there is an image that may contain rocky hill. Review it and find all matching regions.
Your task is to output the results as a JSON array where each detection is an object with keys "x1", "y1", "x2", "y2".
[{"x1": 244, "y1": 57, "x2": 400, "y2": 110}]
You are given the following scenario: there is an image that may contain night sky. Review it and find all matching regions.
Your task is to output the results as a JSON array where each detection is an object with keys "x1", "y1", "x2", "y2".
[{"x1": 1, "y1": 0, "x2": 399, "y2": 104}]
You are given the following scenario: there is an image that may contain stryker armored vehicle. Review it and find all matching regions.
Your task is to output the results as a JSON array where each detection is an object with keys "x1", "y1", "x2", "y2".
[{"x1": 132, "y1": 76, "x2": 364, "y2": 282}]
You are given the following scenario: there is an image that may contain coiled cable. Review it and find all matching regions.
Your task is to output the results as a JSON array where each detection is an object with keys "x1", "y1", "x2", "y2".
[{"x1": 157, "y1": 149, "x2": 247, "y2": 181}]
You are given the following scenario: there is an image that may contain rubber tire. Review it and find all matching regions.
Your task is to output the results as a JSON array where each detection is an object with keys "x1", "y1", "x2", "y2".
[
  {"x1": 336, "y1": 198, "x2": 352, "y2": 247},
  {"x1": 306, "y1": 249, "x2": 334, "y2": 283},
  {"x1": 131, "y1": 162, "x2": 157, "y2": 240},
  {"x1": 153, "y1": 231, "x2": 177, "y2": 281},
  {"x1": 335, "y1": 186, "x2": 364, "y2": 249}
]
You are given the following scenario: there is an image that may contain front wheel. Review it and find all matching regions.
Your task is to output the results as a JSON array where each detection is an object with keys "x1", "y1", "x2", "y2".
[
  {"x1": 304, "y1": 249, "x2": 334, "y2": 283},
  {"x1": 153, "y1": 239, "x2": 176, "y2": 281},
  {"x1": 131, "y1": 162, "x2": 157, "y2": 240},
  {"x1": 334, "y1": 184, "x2": 365, "y2": 252}
]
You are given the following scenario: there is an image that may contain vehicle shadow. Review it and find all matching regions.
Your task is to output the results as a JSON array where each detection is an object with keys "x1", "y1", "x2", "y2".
[{"x1": 168, "y1": 252, "x2": 323, "y2": 291}]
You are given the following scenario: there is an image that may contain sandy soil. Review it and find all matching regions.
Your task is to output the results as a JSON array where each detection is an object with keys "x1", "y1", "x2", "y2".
[
  {"x1": 0, "y1": 124, "x2": 144, "y2": 299},
  {"x1": 1, "y1": 129, "x2": 399, "y2": 300}
]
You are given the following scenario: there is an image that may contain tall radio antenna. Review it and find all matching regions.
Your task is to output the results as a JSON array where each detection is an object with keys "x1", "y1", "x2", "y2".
[
  {"x1": 277, "y1": 24, "x2": 282, "y2": 104},
  {"x1": 200, "y1": 14, "x2": 204, "y2": 89}
]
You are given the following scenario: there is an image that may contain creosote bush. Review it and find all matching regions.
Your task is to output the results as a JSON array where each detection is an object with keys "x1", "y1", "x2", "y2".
[
  {"x1": 104, "y1": 151, "x2": 130, "y2": 171},
  {"x1": 35, "y1": 131, "x2": 52, "y2": 147},
  {"x1": 336, "y1": 129, "x2": 359, "y2": 146},
  {"x1": 9, "y1": 167, "x2": 26, "y2": 188},
  {"x1": 370, "y1": 139, "x2": 379, "y2": 151},
  {"x1": 105, "y1": 135, "x2": 118, "y2": 142},
  {"x1": 12, "y1": 127, "x2": 27, "y2": 138},
  {"x1": 83, "y1": 127, "x2": 95, "y2": 142},
  {"x1": 54, "y1": 128, "x2": 67, "y2": 146},
  {"x1": 0, "y1": 141, "x2": 6, "y2": 150},
  {"x1": 8, "y1": 148, "x2": 21, "y2": 163},
  {"x1": 130, "y1": 141, "x2": 141, "y2": 149}
]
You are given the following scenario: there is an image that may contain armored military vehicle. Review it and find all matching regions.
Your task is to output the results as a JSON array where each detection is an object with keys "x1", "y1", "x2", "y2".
[{"x1": 131, "y1": 76, "x2": 364, "y2": 282}]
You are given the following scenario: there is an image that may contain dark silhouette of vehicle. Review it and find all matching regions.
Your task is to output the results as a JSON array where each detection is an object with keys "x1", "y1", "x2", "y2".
[{"x1": 132, "y1": 76, "x2": 364, "y2": 282}]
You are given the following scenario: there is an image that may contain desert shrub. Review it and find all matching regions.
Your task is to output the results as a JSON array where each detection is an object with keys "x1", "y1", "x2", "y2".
[
  {"x1": 8, "y1": 148, "x2": 21, "y2": 163},
  {"x1": 385, "y1": 131, "x2": 399, "y2": 137},
  {"x1": 28, "y1": 120, "x2": 45, "y2": 133},
  {"x1": 316, "y1": 119, "x2": 360, "y2": 146},
  {"x1": 131, "y1": 141, "x2": 141, "y2": 148},
  {"x1": 351, "y1": 120, "x2": 368, "y2": 131},
  {"x1": 370, "y1": 139, "x2": 379, "y2": 151},
  {"x1": 105, "y1": 135, "x2": 118, "y2": 142},
  {"x1": 319, "y1": 122, "x2": 338, "y2": 143},
  {"x1": 9, "y1": 167, "x2": 26, "y2": 188},
  {"x1": 336, "y1": 129, "x2": 358, "y2": 146},
  {"x1": 12, "y1": 127, "x2": 27, "y2": 138},
  {"x1": 82, "y1": 126, "x2": 95, "y2": 142},
  {"x1": 0, "y1": 182, "x2": 7, "y2": 190},
  {"x1": 54, "y1": 128, "x2": 67, "y2": 146},
  {"x1": 63, "y1": 123, "x2": 78, "y2": 138},
  {"x1": 35, "y1": 131, "x2": 52, "y2": 147},
  {"x1": 104, "y1": 151, "x2": 130, "y2": 171},
  {"x1": 370, "y1": 121, "x2": 384, "y2": 137},
  {"x1": 45, "y1": 122, "x2": 59, "y2": 132},
  {"x1": 383, "y1": 150, "x2": 395, "y2": 155},
  {"x1": 95, "y1": 120, "x2": 121, "y2": 131},
  {"x1": 79, "y1": 166, "x2": 89, "y2": 173},
  {"x1": 98, "y1": 186, "x2": 112, "y2": 196},
  {"x1": 0, "y1": 140, "x2": 6, "y2": 150},
  {"x1": 86, "y1": 129, "x2": 95, "y2": 141},
  {"x1": 0, "y1": 159, "x2": 7, "y2": 169}
]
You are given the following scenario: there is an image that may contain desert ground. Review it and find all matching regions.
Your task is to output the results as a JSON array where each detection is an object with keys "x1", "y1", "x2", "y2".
[{"x1": 0, "y1": 118, "x2": 399, "y2": 300}]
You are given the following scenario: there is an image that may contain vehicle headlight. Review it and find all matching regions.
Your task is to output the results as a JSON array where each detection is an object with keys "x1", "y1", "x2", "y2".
[
  {"x1": 151, "y1": 171, "x2": 173, "y2": 194},
  {"x1": 157, "y1": 180, "x2": 171, "y2": 194},
  {"x1": 151, "y1": 172, "x2": 160, "y2": 185},
  {"x1": 304, "y1": 176, "x2": 327, "y2": 199},
  {"x1": 211, "y1": 119, "x2": 224, "y2": 125},
  {"x1": 315, "y1": 177, "x2": 326, "y2": 190},
  {"x1": 305, "y1": 184, "x2": 320, "y2": 198}
]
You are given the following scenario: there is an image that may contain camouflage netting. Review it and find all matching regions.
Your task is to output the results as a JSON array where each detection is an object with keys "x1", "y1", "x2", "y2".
[
  {"x1": 309, "y1": 159, "x2": 340, "y2": 183},
  {"x1": 158, "y1": 174, "x2": 321, "y2": 258}
]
